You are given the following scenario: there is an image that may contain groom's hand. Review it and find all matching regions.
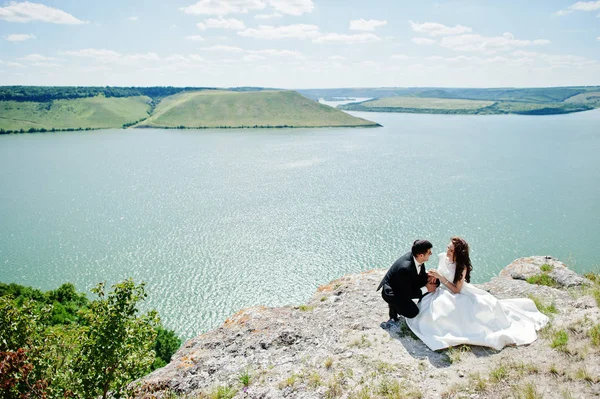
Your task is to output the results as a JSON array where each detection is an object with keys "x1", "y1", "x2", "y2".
[{"x1": 425, "y1": 281, "x2": 437, "y2": 293}]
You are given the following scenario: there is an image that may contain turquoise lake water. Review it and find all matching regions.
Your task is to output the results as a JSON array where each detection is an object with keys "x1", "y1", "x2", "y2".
[{"x1": 1, "y1": 110, "x2": 599, "y2": 338}]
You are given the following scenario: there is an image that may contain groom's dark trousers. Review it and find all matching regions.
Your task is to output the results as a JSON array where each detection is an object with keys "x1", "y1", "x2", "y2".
[{"x1": 377, "y1": 252, "x2": 428, "y2": 320}]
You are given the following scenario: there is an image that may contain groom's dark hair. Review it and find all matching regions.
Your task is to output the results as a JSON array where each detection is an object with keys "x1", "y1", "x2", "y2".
[{"x1": 411, "y1": 239, "x2": 433, "y2": 256}]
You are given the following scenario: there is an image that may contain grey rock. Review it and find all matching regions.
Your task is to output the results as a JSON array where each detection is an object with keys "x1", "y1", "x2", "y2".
[{"x1": 131, "y1": 259, "x2": 600, "y2": 399}]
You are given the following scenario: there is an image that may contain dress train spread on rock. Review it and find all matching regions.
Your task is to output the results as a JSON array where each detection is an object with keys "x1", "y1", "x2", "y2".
[{"x1": 406, "y1": 253, "x2": 549, "y2": 351}]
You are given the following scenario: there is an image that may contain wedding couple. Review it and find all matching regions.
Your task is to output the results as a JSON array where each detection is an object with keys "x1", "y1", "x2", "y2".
[{"x1": 377, "y1": 238, "x2": 549, "y2": 351}]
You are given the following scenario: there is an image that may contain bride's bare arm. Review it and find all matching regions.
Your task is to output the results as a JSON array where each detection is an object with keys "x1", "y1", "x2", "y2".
[{"x1": 439, "y1": 268, "x2": 467, "y2": 294}]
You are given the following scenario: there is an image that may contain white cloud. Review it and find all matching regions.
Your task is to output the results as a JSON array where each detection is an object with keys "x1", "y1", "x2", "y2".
[
  {"x1": 0, "y1": 1, "x2": 85, "y2": 24},
  {"x1": 412, "y1": 37, "x2": 436, "y2": 45},
  {"x1": 180, "y1": 0, "x2": 313, "y2": 16},
  {"x1": 313, "y1": 32, "x2": 381, "y2": 44},
  {"x1": 197, "y1": 16, "x2": 245, "y2": 30},
  {"x1": 250, "y1": 49, "x2": 304, "y2": 58},
  {"x1": 328, "y1": 55, "x2": 346, "y2": 60},
  {"x1": 198, "y1": 45, "x2": 304, "y2": 59},
  {"x1": 18, "y1": 54, "x2": 54, "y2": 61},
  {"x1": 597, "y1": 36, "x2": 600, "y2": 40},
  {"x1": 244, "y1": 54, "x2": 265, "y2": 61},
  {"x1": 254, "y1": 12, "x2": 282, "y2": 19},
  {"x1": 60, "y1": 49, "x2": 160, "y2": 64},
  {"x1": 349, "y1": 18, "x2": 387, "y2": 31},
  {"x1": 185, "y1": 35, "x2": 205, "y2": 41},
  {"x1": 0, "y1": 60, "x2": 25, "y2": 67},
  {"x1": 356, "y1": 60, "x2": 381, "y2": 68},
  {"x1": 238, "y1": 24, "x2": 320, "y2": 39},
  {"x1": 181, "y1": 0, "x2": 265, "y2": 15},
  {"x1": 128, "y1": 16, "x2": 139, "y2": 21},
  {"x1": 440, "y1": 33, "x2": 550, "y2": 53},
  {"x1": 31, "y1": 62, "x2": 61, "y2": 68},
  {"x1": 509, "y1": 50, "x2": 598, "y2": 68},
  {"x1": 4, "y1": 33, "x2": 35, "y2": 42},
  {"x1": 409, "y1": 21, "x2": 472, "y2": 36},
  {"x1": 268, "y1": 0, "x2": 314, "y2": 16},
  {"x1": 390, "y1": 54, "x2": 414, "y2": 60},
  {"x1": 199, "y1": 44, "x2": 246, "y2": 52},
  {"x1": 556, "y1": 0, "x2": 600, "y2": 15}
]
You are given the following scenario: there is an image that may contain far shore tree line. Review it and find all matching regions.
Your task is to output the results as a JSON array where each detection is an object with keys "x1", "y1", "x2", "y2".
[
  {"x1": 0, "y1": 86, "x2": 273, "y2": 103},
  {"x1": 0, "y1": 279, "x2": 182, "y2": 399}
]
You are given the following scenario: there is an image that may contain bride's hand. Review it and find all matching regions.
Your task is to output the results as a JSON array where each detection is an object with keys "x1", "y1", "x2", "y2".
[{"x1": 428, "y1": 269, "x2": 442, "y2": 280}]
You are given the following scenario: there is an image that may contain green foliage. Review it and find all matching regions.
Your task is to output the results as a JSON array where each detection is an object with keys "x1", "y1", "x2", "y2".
[
  {"x1": 528, "y1": 294, "x2": 557, "y2": 316},
  {"x1": 0, "y1": 279, "x2": 177, "y2": 399},
  {"x1": 540, "y1": 264, "x2": 554, "y2": 272},
  {"x1": 209, "y1": 385, "x2": 237, "y2": 399},
  {"x1": 526, "y1": 274, "x2": 559, "y2": 287},
  {"x1": 551, "y1": 330, "x2": 569, "y2": 349},
  {"x1": 489, "y1": 364, "x2": 508, "y2": 383},
  {"x1": 0, "y1": 297, "x2": 47, "y2": 352},
  {"x1": 75, "y1": 279, "x2": 159, "y2": 399},
  {"x1": 153, "y1": 326, "x2": 182, "y2": 369},
  {"x1": 0, "y1": 86, "x2": 218, "y2": 102},
  {"x1": 589, "y1": 323, "x2": 600, "y2": 346},
  {"x1": 238, "y1": 369, "x2": 251, "y2": 387}
]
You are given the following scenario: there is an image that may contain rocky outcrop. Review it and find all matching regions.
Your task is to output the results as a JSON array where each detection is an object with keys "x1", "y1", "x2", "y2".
[{"x1": 132, "y1": 257, "x2": 600, "y2": 399}]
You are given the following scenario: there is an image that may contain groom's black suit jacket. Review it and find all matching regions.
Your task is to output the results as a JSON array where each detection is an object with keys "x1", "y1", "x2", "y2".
[{"x1": 377, "y1": 252, "x2": 428, "y2": 301}]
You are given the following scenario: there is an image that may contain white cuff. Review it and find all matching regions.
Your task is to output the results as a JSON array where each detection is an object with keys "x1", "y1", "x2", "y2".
[{"x1": 421, "y1": 286, "x2": 428, "y2": 295}]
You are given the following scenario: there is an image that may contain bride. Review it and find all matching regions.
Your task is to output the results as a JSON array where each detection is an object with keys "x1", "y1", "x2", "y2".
[{"x1": 406, "y1": 237, "x2": 549, "y2": 351}]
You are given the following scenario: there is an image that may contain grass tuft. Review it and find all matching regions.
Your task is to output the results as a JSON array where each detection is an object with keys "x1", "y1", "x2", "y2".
[
  {"x1": 540, "y1": 263, "x2": 554, "y2": 272},
  {"x1": 324, "y1": 356, "x2": 333, "y2": 369},
  {"x1": 238, "y1": 369, "x2": 251, "y2": 387},
  {"x1": 526, "y1": 273, "x2": 559, "y2": 287},
  {"x1": 589, "y1": 323, "x2": 600, "y2": 346},
  {"x1": 209, "y1": 385, "x2": 236, "y2": 399},
  {"x1": 528, "y1": 294, "x2": 557, "y2": 316},
  {"x1": 489, "y1": 364, "x2": 509, "y2": 383},
  {"x1": 350, "y1": 334, "x2": 372, "y2": 348},
  {"x1": 298, "y1": 305, "x2": 314, "y2": 312},
  {"x1": 517, "y1": 382, "x2": 543, "y2": 399},
  {"x1": 446, "y1": 345, "x2": 471, "y2": 364},
  {"x1": 550, "y1": 330, "x2": 569, "y2": 350}
]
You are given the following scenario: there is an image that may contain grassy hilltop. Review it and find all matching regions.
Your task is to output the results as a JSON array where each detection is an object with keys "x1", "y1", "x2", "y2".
[
  {"x1": 0, "y1": 95, "x2": 152, "y2": 132},
  {"x1": 0, "y1": 87, "x2": 378, "y2": 133},
  {"x1": 136, "y1": 90, "x2": 378, "y2": 129}
]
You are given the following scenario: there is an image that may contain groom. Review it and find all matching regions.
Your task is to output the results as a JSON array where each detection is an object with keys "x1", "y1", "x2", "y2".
[{"x1": 377, "y1": 239, "x2": 437, "y2": 321}]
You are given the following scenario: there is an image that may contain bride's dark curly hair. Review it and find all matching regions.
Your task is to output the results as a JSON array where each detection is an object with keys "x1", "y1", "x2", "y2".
[{"x1": 451, "y1": 236, "x2": 472, "y2": 284}]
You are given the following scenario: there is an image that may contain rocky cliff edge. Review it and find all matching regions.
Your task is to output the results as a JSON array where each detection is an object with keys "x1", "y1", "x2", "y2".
[{"x1": 132, "y1": 256, "x2": 600, "y2": 399}]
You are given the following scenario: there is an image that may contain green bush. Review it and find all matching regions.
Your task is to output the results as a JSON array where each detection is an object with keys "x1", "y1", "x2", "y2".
[{"x1": 0, "y1": 279, "x2": 179, "y2": 399}]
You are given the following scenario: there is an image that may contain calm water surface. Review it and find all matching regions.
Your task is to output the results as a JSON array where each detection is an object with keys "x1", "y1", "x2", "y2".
[{"x1": 1, "y1": 110, "x2": 599, "y2": 338}]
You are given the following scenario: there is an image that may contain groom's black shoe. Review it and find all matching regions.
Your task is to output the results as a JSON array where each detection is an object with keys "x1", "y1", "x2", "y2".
[{"x1": 388, "y1": 307, "x2": 399, "y2": 322}]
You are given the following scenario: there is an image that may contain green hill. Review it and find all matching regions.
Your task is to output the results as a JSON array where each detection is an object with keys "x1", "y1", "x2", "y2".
[
  {"x1": 135, "y1": 90, "x2": 379, "y2": 128},
  {"x1": 339, "y1": 96, "x2": 595, "y2": 115},
  {"x1": 0, "y1": 95, "x2": 152, "y2": 132}
]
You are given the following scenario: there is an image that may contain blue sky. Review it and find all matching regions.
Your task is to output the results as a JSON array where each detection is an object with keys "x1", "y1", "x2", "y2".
[{"x1": 1, "y1": 0, "x2": 599, "y2": 88}]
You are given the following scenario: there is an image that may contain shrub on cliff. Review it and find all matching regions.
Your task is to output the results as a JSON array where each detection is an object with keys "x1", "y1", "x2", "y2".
[{"x1": 0, "y1": 279, "x2": 181, "y2": 399}]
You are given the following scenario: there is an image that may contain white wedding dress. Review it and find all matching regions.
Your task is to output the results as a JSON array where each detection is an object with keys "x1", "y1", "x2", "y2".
[{"x1": 406, "y1": 253, "x2": 549, "y2": 351}]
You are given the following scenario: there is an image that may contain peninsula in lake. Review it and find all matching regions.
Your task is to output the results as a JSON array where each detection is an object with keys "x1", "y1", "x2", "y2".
[
  {"x1": 0, "y1": 86, "x2": 379, "y2": 133},
  {"x1": 1, "y1": 85, "x2": 599, "y2": 134},
  {"x1": 299, "y1": 86, "x2": 600, "y2": 115}
]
